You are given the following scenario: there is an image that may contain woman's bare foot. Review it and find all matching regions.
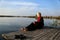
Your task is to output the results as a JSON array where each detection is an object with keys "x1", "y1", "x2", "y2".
[
  {"x1": 20, "y1": 28, "x2": 23, "y2": 31},
  {"x1": 20, "y1": 28, "x2": 27, "y2": 32}
]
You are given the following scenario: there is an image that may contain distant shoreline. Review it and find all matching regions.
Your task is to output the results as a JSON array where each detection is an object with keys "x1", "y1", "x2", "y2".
[{"x1": 0, "y1": 15, "x2": 60, "y2": 19}]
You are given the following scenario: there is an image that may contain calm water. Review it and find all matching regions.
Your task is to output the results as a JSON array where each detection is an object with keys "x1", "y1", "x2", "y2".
[
  {"x1": 0, "y1": 17, "x2": 60, "y2": 40},
  {"x1": 0, "y1": 17, "x2": 35, "y2": 34}
]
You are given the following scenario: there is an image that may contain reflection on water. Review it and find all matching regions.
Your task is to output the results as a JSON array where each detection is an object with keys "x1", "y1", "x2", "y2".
[
  {"x1": 0, "y1": 17, "x2": 35, "y2": 34},
  {"x1": 0, "y1": 17, "x2": 60, "y2": 40},
  {"x1": 51, "y1": 19, "x2": 60, "y2": 28},
  {"x1": 0, "y1": 17, "x2": 60, "y2": 34},
  {"x1": 44, "y1": 19, "x2": 60, "y2": 28}
]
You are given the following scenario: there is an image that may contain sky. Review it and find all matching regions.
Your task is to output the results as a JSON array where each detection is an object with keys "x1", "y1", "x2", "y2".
[{"x1": 0, "y1": 0, "x2": 60, "y2": 16}]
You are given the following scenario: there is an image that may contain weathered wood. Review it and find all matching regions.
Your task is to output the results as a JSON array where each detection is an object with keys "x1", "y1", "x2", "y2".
[{"x1": 2, "y1": 28, "x2": 60, "y2": 40}]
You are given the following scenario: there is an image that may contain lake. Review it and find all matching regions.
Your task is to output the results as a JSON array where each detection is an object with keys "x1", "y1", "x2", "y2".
[{"x1": 0, "y1": 17, "x2": 60, "y2": 40}]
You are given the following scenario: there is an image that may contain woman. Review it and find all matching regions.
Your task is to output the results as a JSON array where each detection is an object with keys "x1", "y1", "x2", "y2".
[{"x1": 21, "y1": 12, "x2": 44, "y2": 31}]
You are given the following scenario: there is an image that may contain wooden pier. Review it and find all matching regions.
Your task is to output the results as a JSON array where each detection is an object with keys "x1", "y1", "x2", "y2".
[{"x1": 2, "y1": 28, "x2": 60, "y2": 40}]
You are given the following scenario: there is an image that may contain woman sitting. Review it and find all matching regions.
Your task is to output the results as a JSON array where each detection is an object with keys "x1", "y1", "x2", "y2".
[{"x1": 21, "y1": 12, "x2": 44, "y2": 31}]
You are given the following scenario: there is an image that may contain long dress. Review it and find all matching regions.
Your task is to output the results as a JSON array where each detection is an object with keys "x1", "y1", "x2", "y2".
[{"x1": 26, "y1": 17, "x2": 44, "y2": 31}]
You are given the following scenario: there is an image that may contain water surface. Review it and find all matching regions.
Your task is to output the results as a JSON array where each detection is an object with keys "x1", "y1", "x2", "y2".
[
  {"x1": 0, "y1": 17, "x2": 60, "y2": 34},
  {"x1": 0, "y1": 17, "x2": 60, "y2": 40}
]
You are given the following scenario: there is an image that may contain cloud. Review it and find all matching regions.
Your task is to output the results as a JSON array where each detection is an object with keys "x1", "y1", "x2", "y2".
[
  {"x1": 0, "y1": 0, "x2": 39, "y2": 16},
  {"x1": 0, "y1": 1, "x2": 39, "y2": 8},
  {"x1": 38, "y1": 8, "x2": 60, "y2": 16},
  {"x1": 0, "y1": 0, "x2": 60, "y2": 16},
  {"x1": 0, "y1": 6, "x2": 38, "y2": 16}
]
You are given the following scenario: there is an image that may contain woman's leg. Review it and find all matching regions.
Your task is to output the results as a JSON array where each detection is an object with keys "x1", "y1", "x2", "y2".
[
  {"x1": 26, "y1": 23, "x2": 35, "y2": 31},
  {"x1": 20, "y1": 23, "x2": 34, "y2": 31}
]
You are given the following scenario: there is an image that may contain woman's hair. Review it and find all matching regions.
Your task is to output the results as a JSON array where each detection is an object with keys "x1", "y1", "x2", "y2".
[
  {"x1": 35, "y1": 12, "x2": 41, "y2": 19},
  {"x1": 37, "y1": 12, "x2": 41, "y2": 16}
]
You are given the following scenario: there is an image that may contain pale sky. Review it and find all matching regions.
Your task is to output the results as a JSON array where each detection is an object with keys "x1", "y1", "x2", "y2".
[{"x1": 0, "y1": 0, "x2": 60, "y2": 16}]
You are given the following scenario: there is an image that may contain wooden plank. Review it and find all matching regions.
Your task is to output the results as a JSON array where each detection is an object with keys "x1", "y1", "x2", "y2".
[{"x1": 2, "y1": 28, "x2": 60, "y2": 40}]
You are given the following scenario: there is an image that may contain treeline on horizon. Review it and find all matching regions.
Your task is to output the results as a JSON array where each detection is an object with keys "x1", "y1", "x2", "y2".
[{"x1": 0, "y1": 15, "x2": 60, "y2": 19}]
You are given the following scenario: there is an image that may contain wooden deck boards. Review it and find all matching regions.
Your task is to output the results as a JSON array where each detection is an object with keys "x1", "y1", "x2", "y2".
[{"x1": 2, "y1": 28, "x2": 60, "y2": 40}]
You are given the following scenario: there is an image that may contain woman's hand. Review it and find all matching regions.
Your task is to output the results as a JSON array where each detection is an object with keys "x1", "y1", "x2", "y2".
[
  {"x1": 33, "y1": 20, "x2": 37, "y2": 24},
  {"x1": 33, "y1": 22, "x2": 35, "y2": 24}
]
